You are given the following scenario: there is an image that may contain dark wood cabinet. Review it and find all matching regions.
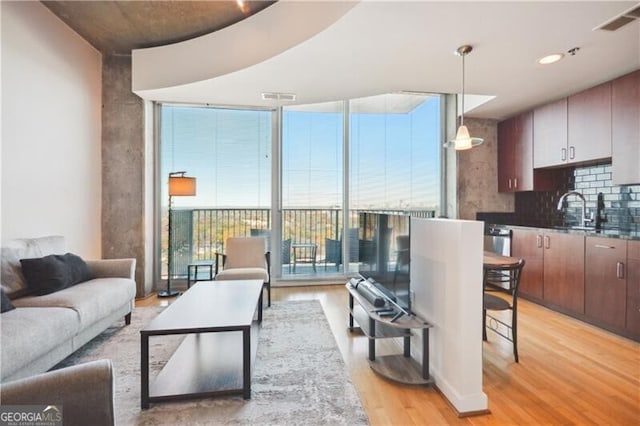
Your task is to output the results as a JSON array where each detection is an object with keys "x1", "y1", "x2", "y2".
[
  {"x1": 542, "y1": 232, "x2": 585, "y2": 315},
  {"x1": 612, "y1": 70, "x2": 640, "y2": 185},
  {"x1": 498, "y1": 116, "x2": 518, "y2": 192},
  {"x1": 627, "y1": 241, "x2": 640, "y2": 336},
  {"x1": 567, "y1": 82, "x2": 612, "y2": 164},
  {"x1": 499, "y1": 112, "x2": 533, "y2": 192},
  {"x1": 511, "y1": 228, "x2": 544, "y2": 300},
  {"x1": 498, "y1": 112, "x2": 558, "y2": 192},
  {"x1": 585, "y1": 237, "x2": 627, "y2": 330},
  {"x1": 533, "y1": 98, "x2": 567, "y2": 168}
]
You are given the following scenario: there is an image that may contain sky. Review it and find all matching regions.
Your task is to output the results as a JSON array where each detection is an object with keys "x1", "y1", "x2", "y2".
[{"x1": 161, "y1": 94, "x2": 441, "y2": 212}]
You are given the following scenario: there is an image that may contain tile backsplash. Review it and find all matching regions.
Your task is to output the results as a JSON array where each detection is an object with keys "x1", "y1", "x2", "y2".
[{"x1": 479, "y1": 162, "x2": 640, "y2": 233}]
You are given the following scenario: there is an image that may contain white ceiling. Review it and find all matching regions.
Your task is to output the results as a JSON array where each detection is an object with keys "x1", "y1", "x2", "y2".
[{"x1": 133, "y1": 1, "x2": 640, "y2": 121}]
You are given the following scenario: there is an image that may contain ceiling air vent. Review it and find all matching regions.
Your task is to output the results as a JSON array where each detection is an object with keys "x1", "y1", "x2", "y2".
[
  {"x1": 261, "y1": 92, "x2": 296, "y2": 101},
  {"x1": 595, "y1": 3, "x2": 640, "y2": 31}
]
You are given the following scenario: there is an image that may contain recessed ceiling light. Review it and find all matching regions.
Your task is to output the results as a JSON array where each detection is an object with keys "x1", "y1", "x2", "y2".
[{"x1": 538, "y1": 53, "x2": 564, "y2": 65}]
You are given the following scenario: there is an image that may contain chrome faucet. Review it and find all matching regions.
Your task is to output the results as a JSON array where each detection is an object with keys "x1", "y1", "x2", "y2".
[{"x1": 557, "y1": 191, "x2": 593, "y2": 228}]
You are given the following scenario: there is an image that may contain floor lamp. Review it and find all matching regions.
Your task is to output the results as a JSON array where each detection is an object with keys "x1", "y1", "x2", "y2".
[{"x1": 158, "y1": 171, "x2": 196, "y2": 298}]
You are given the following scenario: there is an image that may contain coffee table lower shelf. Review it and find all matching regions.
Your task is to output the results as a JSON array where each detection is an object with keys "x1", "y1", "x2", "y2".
[{"x1": 146, "y1": 325, "x2": 259, "y2": 405}]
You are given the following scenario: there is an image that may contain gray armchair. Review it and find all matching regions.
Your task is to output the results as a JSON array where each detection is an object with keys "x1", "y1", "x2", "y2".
[{"x1": 0, "y1": 359, "x2": 115, "y2": 426}]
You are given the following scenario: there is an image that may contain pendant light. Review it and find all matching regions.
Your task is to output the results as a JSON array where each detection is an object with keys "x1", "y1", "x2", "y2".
[{"x1": 445, "y1": 45, "x2": 484, "y2": 150}]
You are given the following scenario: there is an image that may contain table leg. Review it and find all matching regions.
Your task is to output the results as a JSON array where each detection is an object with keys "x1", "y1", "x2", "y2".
[
  {"x1": 348, "y1": 293, "x2": 354, "y2": 330},
  {"x1": 243, "y1": 327, "x2": 251, "y2": 399},
  {"x1": 404, "y1": 334, "x2": 410, "y2": 357},
  {"x1": 141, "y1": 334, "x2": 149, "y2": 409},
  {"x1": 368, "y1": 316, "x2": 376, "y2": 361},
  {"x1": 258, "y1": 289, "x2": 263, "y2": 323},
  {"x1": 422, "y1": 328, "x2": 429, "y2": 380}
]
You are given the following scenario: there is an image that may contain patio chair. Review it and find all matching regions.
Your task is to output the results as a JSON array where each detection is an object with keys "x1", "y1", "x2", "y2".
[
  {"x1": 250, "y1": 229, "x2": 291, "y2": 272},
  {"x1": 215, "y1": 237, "x2": 271, "y2": 307}
]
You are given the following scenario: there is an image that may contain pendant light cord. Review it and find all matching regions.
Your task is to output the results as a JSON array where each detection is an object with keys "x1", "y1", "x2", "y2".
[{"x1": 460, "y1": 51, "x2": 465, "y2": 126}]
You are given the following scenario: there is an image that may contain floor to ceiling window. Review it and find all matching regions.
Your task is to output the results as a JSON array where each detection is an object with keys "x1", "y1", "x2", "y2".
[
  {"x1": 157, "y1": 93, "x2": 441, "y2": 284},
  {"x1": 159, "y1": 105, "x2": 271, "y2": 280},
  {"x1": 281, "y1": 101, "x2": 344, "y2": 277}
]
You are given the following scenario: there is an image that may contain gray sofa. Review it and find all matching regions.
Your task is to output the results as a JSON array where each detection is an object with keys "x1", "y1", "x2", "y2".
[{"x1": 1, "y1": 236, "x2": 136, "y2": 382}]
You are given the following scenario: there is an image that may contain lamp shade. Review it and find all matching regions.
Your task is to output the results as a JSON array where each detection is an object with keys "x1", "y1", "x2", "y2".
[
  {"x1": 169, "y1": 176, "x2": 196, "y2": 196},
  {"x1": 452, "y1": 125, "x2": 484, "y2": 151}
]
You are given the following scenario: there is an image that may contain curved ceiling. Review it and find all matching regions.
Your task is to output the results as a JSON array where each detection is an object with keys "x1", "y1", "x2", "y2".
[
  {"x1": 42, "y1": 0, "x2": 275, "y2": 55},
  {"x1": 129, "y1": 1, "x2": 638, "y2": 120}
]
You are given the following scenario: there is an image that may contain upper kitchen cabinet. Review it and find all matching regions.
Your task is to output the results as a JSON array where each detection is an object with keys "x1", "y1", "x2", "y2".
[
  {"x1": 533, "y1": 98, "x2": 567, "y2": 168},
  {"x1": 498, "y1": 112, "x2": 529, "y2": 192},
  {"x1": 612, "y1": 70, "x2": 640, "y2": 185},
  {"x1": 498, "y1": 111, "x2": 558, "y2": 192},
  {"x1": 567, "y1": 81, "x2": 612, "y2": 164}
]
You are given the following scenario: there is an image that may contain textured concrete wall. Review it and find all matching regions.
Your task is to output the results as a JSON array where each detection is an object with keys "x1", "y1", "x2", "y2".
[
  {"x1": 457, "y1": 118, "x2": 514, "y2": 220},
  {"x1": 102, "y1": 55, "x2": 147, "y2": 296}
]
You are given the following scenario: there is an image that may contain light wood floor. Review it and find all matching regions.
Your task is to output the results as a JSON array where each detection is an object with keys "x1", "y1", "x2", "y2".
[{"x1": 137, "y1": 284, "x2": 640, "y2": 425}]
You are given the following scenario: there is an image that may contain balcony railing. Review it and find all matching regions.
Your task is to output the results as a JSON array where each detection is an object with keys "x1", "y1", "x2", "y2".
[{"x1": 163, "y1": 208, "x2": 435, "y2": 278}]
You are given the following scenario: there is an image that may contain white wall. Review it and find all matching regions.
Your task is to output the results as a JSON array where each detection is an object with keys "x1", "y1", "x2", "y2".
[
  {"x1": 1, "y1": 1, "x2": 102, "y2": 257},
  {"x1": 410, "y1": 217, "x2": 487, "y2": 414}
]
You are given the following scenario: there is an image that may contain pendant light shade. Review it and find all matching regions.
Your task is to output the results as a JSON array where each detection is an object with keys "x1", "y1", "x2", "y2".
[{"x1": 445, "y1": 45, "x2": 484, "y2": 150}]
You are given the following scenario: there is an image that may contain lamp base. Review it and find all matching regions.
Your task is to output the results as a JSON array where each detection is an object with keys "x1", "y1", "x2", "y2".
[{"x1": 157, "y1": 289, "x2": 180, "y2": 298}]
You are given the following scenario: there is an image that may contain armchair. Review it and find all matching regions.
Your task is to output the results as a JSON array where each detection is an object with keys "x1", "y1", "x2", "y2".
[
  {"x1": 0, "y1": 359, "x2": 115, "y2": 426},
  {"x1": 214, "y1": 237, "x2": 271, "y2": 307}
]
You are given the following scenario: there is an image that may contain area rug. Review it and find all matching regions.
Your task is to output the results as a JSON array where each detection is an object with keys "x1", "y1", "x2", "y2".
[{"x1": 55, "y1": 300, "x2": 368, "y2": 425}]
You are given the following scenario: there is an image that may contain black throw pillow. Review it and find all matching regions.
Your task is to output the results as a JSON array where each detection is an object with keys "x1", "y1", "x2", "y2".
[
  {"x1": 20, "y1": 255, "x2": 72, "y2": 295},
  {"x1": 1, "y1": 290, "x2": 15, "y2": 313},
  {"x1": 62, "y1": 253, "x2": 94, "y2": 284},
  {"x1": 20, "y1": 253, "x2": 95, "y2": 296}
]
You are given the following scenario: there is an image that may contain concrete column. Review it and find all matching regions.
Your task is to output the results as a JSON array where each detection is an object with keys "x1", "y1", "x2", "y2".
[
  {"x1": 102, "y1": 55, "x2": 149, "y2": 296},
  {"x1": 456, "y1": 117, "x2": 514, "y2": 220}
]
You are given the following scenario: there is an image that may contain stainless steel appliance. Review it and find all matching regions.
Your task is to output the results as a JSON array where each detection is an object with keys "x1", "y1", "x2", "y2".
[{"x1": 484, "y1": 227, "x2": 512, "y2": 256}]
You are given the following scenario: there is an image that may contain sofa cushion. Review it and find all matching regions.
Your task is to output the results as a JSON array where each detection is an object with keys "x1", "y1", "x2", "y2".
[
  {"x1": 0, "y1": 307, "x2": 81, "y2": 379},
  {"x1": 1, "y1": 290, "x2": 15, "y2": 313},
  {"x1": 12, "y1": 278, "x2": 136, "y2": 328},
  {"x1": 215, "y1": 267, "x2": 269, "y2": 282},
  {"x1": 1, "y1": 236, "x2": 65, "y2": 299}
]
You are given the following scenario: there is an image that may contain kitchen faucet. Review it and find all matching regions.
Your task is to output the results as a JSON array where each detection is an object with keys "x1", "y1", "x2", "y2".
[{"x1": 556, "y1": 191, "x2": 593, "y2": 228}]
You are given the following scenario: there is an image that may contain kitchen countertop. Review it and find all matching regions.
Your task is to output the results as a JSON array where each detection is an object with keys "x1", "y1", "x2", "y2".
[{"x1": 487, "y1": 224, "x2": 640, "y2": 241}]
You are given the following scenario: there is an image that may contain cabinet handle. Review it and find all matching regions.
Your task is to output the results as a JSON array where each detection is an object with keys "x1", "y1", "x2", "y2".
[
  {"x1": 536, "y1": 235, "x2": 542, "y2": 248},
  {"x1": 508, "y1": 178, "x2": 512, "y2": 189},
  {"x1": 544, "y1": 235, "x2": 550, "y2": 249},
  {"x1": 594, "y1": 244, "x2": 615, "y2": 249},
  {"x1": 561, "y1": 148, "x2": 567, "y2": 161},
  {"x1": 569, "y1": 146, "x2": 575, "y2": 160},
  {"x1": 514, "y1": 178, "x2": 518, "y2": 189},
  {"x1": 617, "y1": 262, "x2": 625, "y2": 279}
]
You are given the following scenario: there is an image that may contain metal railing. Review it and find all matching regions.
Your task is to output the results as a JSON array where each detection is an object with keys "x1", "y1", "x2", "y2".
[{"x1": 162, "y1": 208, "x2": 436, "y2": 278}]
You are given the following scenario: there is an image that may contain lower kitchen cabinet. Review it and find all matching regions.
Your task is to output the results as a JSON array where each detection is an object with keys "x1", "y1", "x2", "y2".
[
  {"x1": 510, "y1": 227, "x2": 640, "y2": 341},
  {"x1": 543, "y1": 233, "x2": 585, "y2": 315},
  {"x1": 585, "y1": 237, "x2": 627, "y2": 330},
  {"x1": 627, "y1": 241, "x2": 640, "y2": 337},
  {"x1": 511, "y1": 229, "x2": 544, "y2": 300}
]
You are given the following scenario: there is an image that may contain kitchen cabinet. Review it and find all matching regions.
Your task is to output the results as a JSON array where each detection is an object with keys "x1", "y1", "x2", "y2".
[
  {"x1": 612, "y1": 70, "x2": 640, "y2": 185},
  {"x1": 498, "y1": 112, "x2": 530, "y2": 192},
  {"x1": 627, "y1": 241, "x2": 640, "y2": 336},
  {"x1": 585, "y1": 237, "x2": 627, "y2": 330},
  {"x1": 542, "y1": 232, "x2": 585, "y2": 315},
  {"x1": 511, "y1": 228, "x2": 544, "y2": 300},
  {"x1": 533, "y1": 98, "x2": 567, "y2": 168},
  {"x1": 567, "y1": 81, "x2": 612, "y2": 164},
  {"x1": 498, "y1": 112, "x2": 559, "y2": 192}
]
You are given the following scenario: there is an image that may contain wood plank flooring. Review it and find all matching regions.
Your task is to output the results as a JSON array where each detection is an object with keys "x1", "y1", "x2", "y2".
[{"x1": 137, "y1": 284, "x2": 640, "y2": 425}]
